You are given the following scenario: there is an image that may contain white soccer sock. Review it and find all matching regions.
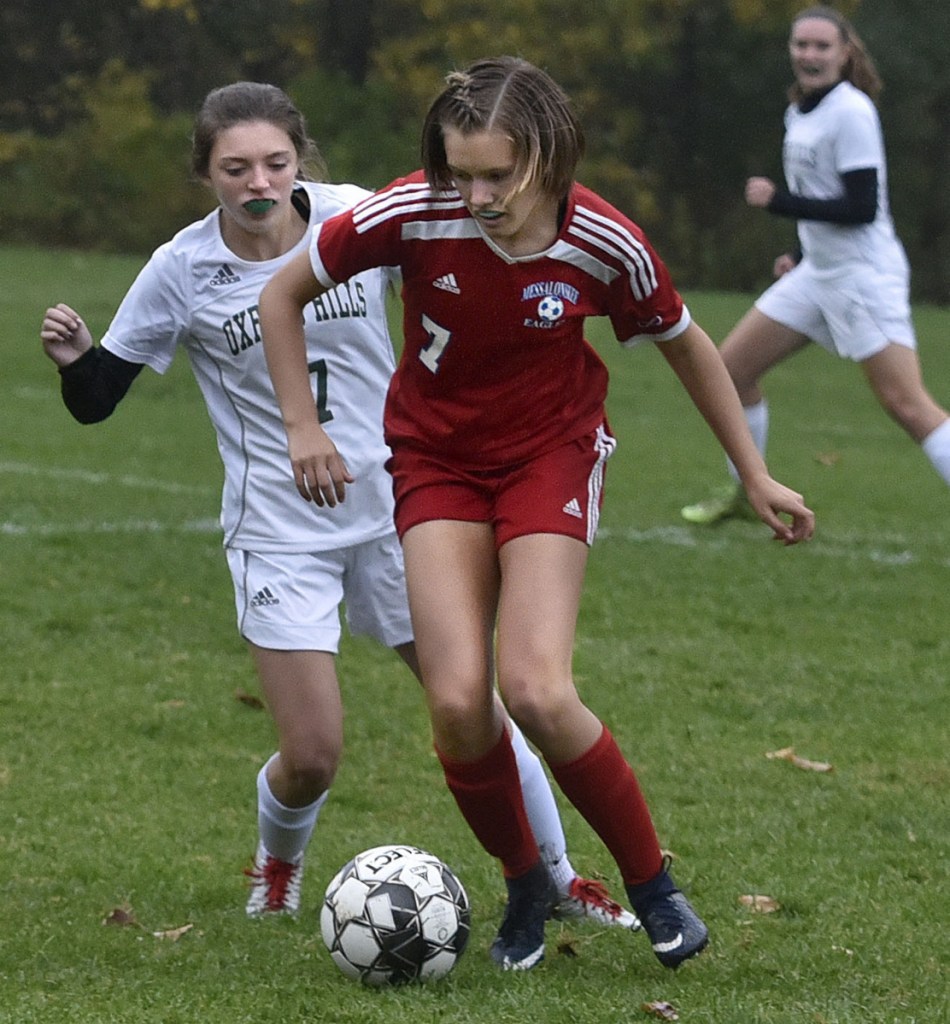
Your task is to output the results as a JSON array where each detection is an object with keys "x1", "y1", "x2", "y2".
[
  {"x1": 921, "y1": 417, "x2": 950, "y2": 485},
  {"x1": 727, "y1": 399, "x2": 769, "y2": 482},
  {"x1": 256, "y1": 753, "x2": 328, "y2": 863},
  {"x1": 508, "y1": 721, "x2": 576, "y2": 895}
]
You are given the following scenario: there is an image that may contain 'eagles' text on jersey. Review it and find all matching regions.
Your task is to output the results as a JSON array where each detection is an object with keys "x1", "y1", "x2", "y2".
[{"x1": 309, "y1": 173, "x2": 691, "y2": 469}]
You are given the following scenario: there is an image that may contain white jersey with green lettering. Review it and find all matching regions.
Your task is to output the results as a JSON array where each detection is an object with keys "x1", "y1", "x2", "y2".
[{"x1": 102, "y1": 181, "x2": 398, "y2": 551}]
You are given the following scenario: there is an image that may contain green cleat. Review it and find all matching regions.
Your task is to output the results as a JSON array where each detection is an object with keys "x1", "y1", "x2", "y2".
[{"x1": 680, "y1": 484, "x2": 757, "y2": 525}]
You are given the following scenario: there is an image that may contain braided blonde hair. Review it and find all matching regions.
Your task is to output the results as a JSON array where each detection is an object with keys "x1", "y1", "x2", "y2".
[{"x1": 421, "y1": 56, "x2": 584, "y2": 201}]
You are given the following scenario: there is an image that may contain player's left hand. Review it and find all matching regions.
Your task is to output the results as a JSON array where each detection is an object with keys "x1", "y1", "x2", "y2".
[
  {"x1": 773, "y1": 252, "x2": 798, "y2": 278},
  {"x1": 286, "y1": 420, "x2": 354, "y2": 507}
]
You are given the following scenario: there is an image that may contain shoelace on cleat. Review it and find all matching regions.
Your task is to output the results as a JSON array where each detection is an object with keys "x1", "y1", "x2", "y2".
[
  {"x1": 245, "y1": 856, "x2": 297, "y2": 910},
  {"x1": 568, "y1": 878, "x2": 627, "y2": 919}
]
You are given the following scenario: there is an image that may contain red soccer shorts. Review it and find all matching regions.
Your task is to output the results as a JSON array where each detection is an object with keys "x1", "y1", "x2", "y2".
[{"x1": 388, "y1": 422, "x2": 617, "y2": 548}]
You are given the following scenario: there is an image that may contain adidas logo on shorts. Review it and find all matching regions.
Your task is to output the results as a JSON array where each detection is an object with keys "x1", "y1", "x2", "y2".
[
  {"x1": 250, "y1": 586, "x2": 280, "y2": 607},
  {"x1": 562, "y1": 498, "x2": 583, "y2": 519}
]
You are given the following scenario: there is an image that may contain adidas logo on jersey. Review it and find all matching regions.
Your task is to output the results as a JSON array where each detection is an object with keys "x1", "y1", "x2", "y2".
[
  {"x1": 562, "y1": 498, "x2": 583, "y2": 519},
  {"x1": 210, "y1": 263, "x2": 241, "y2": 286},
  {"x1": 250, "y1": 586, "x2": 280, "y2": 607},
  {"x1": 433, "y1": 273, "x2": 460, "y2": 294}
]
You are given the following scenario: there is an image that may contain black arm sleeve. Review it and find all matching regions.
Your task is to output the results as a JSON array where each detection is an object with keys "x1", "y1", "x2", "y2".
[
  {"x1": 767, "y1": 167, "x2": 878, "y2": 225},
  {"x1": 58, "y1": 346, "x2": 144, "y2": 424}
]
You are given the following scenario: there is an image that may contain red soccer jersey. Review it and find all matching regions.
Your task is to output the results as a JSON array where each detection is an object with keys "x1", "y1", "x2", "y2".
[{"x1": 309, "y1": 171, "x2": 690, "y2": 469}]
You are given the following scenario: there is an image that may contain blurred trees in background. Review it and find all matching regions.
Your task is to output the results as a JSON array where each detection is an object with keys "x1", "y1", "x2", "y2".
[{"x1": 1, "y1": 0, "x2": 947, "y2": 302}]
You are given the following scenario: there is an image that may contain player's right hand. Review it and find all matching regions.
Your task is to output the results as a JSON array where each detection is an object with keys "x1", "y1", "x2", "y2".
[
  {"x1": 40, "y1": 303, "x2": 93, "y2": 368},
  {"x1": 745, "y1": 176, "x2": 777, "y2": 209}
]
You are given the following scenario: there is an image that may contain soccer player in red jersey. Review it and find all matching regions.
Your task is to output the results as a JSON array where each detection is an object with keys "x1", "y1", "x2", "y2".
[{"x1": 260, "y1": 56, "x2": 815, "y2": 971}]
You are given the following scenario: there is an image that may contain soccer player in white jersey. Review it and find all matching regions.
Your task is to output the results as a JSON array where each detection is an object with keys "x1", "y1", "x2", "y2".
[
  {"x1": 39, "y1": 82, "x2": 638, "y2": 929},
  {"x1": 683, "y1": 5, "x2": 950, "y2": 525},
  {"x1": 260, "y1": 57, "x2": 814, "y2": 971}
]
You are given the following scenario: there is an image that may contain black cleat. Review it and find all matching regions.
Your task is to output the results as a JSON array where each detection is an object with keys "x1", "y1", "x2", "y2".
[
  {"x1": 490, "y1": 861, "x2": 557, "y2": 971},
  {"x1": 628, "y1": 863, "x2": 709, "y2": 969}
]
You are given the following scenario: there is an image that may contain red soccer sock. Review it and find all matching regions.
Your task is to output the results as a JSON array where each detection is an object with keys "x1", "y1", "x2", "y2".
[
  {"x1": 550, "y1": 724, "x2": 663, "y2": 887},
  {"x1": 437, "y1": 730, "x2": 540, "y2": 879}
]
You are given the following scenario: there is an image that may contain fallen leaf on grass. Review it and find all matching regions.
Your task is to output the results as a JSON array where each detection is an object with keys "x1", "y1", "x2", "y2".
[
  {"x1": 103, "y1": 906, "x2": 193, "y2": 943},
  {"x1": 235, "y1": 689, "x2": 265, "y2": 710},
  {"x1": 738, "y1": 894, "x2": 781, "y2": 913},
  {"x1": 153, "y1": 923, "x2": 194, "y2": 942},
  {"x1": 765, "y1": 746, "x2": 833, "y2": 773},
  {"x1": 102, "y1": 906, "x2": 140, "y2": 928},
  {"x1": 814, "y1": 451, "x2": 841, "y2": 467},
  {"x1": 641, "y1": 1001, "x2": 679, "y2": 1021},
  {"x1": 556, "y1": 937, "x2": 579, "y2": 958}
]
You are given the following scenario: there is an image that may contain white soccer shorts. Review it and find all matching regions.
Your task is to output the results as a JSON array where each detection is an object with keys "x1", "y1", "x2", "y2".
[
  {"x1": 226, "y1": 533, "x2": 413, "y2": 652},
  {"x1": 755, "y1": 258, "x2": 916, "y2": 362}
]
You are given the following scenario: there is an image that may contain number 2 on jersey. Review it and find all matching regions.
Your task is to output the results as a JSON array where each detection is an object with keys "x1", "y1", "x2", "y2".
[
  {"x1": 307, "y1": 359, "x2": 334, "y2": 423},
  {"x1": 419, "y1": 314, "x2": 451, "y2": 373}
]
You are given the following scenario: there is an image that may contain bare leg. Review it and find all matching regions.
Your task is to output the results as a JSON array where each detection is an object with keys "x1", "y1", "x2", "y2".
[
  {"x1": 860, "y1": 343, "x2": 949, "y2": 443},
  {"x1": 244, "y1": 645, "x2": 341, "y2": 912},
  {"x1": 250, "y1": 645, "x2": 343, "y2": 806},
  {"x1": 719, "y1": 307, "x2": 811, "y2": 406}
]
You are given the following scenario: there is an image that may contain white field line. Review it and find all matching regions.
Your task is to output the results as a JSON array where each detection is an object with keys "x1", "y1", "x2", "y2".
[
  {"x1": 596, "y1": 525, "x2": 950, "y2": 571},
  {"x1": 0, "y1": 460, "x2": 215, "y2": 497},
  {"x1": 3, "y1": 515, "x2": 948, "y2": 570},
  {"x1": 12, "y1": 386, "x2": 58, "y2": 401},
  {"x1": 1, "y1": 517, "x2": 220, "y2": 537},
  {"x1": 1, "y1": 460, "x2": 219, "y2": 537},
  {"x1": 3, "y1": 461, "x2": 946, "y2": 568}
]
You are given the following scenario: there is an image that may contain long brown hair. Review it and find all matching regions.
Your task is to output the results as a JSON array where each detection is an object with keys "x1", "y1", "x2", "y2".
[
  {"x1": 789, "y1": 6, "x2": 882, "y2": 103},
  {"x1": 191, "y1": 82, "x2": 327, "y2": 181},
  {"x1": 421, "y1": 56, "x2": 584, "y2": 201}
]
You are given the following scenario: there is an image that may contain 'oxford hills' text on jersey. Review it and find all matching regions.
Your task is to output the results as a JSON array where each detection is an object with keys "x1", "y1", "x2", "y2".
[{"x1": 101, "y1": 182, "x2": 399, "y2": 552}]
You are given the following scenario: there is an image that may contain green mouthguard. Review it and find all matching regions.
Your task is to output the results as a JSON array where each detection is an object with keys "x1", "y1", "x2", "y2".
[{"x1": 245, "y1": 199, "x2": 277, "y2": 214}]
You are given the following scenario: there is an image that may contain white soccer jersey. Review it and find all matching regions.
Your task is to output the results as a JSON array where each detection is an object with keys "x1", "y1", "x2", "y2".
[
  {"x1": 782, "y1": 81, "x2": 907, "y2": 273},
  {"x1": 102, "y1": 182, "x2": 399, "y2": 552}
]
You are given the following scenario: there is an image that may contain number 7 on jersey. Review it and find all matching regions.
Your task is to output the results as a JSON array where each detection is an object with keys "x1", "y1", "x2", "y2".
[{"x1": 419, "y1": 314, "x2": 451, "y2": 373}]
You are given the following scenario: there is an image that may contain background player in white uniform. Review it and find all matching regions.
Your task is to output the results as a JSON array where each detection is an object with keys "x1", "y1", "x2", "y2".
[
  {"x1": 39, "y1": 82, "x2": 636, "y2": 927},
  {"x1": 682, "y1": 4, "x2": 950, "y2": 524}
]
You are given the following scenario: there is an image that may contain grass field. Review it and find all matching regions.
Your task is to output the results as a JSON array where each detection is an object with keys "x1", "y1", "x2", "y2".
[{"x1": 1, "y1": 244, "x2": 947, "y2": 1023}]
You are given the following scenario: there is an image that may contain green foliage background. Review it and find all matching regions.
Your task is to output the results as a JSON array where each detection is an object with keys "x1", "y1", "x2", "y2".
[{"x1": 1, "y1": 0, "x2": 948, "y2": 301}]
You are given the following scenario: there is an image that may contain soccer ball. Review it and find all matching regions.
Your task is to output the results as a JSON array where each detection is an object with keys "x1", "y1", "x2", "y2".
[{"x1": 320, "y1": 844, "x2": 470, "y2": 986}]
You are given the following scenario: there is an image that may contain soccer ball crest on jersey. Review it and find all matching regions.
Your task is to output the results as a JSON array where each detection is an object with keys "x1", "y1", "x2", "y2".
[
  {"x1": 536, "y1": 294, "x2": 565, "y2": 322},
  {"x1": 320, "y1": 844, "x2": 470, "y2": 985}
]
